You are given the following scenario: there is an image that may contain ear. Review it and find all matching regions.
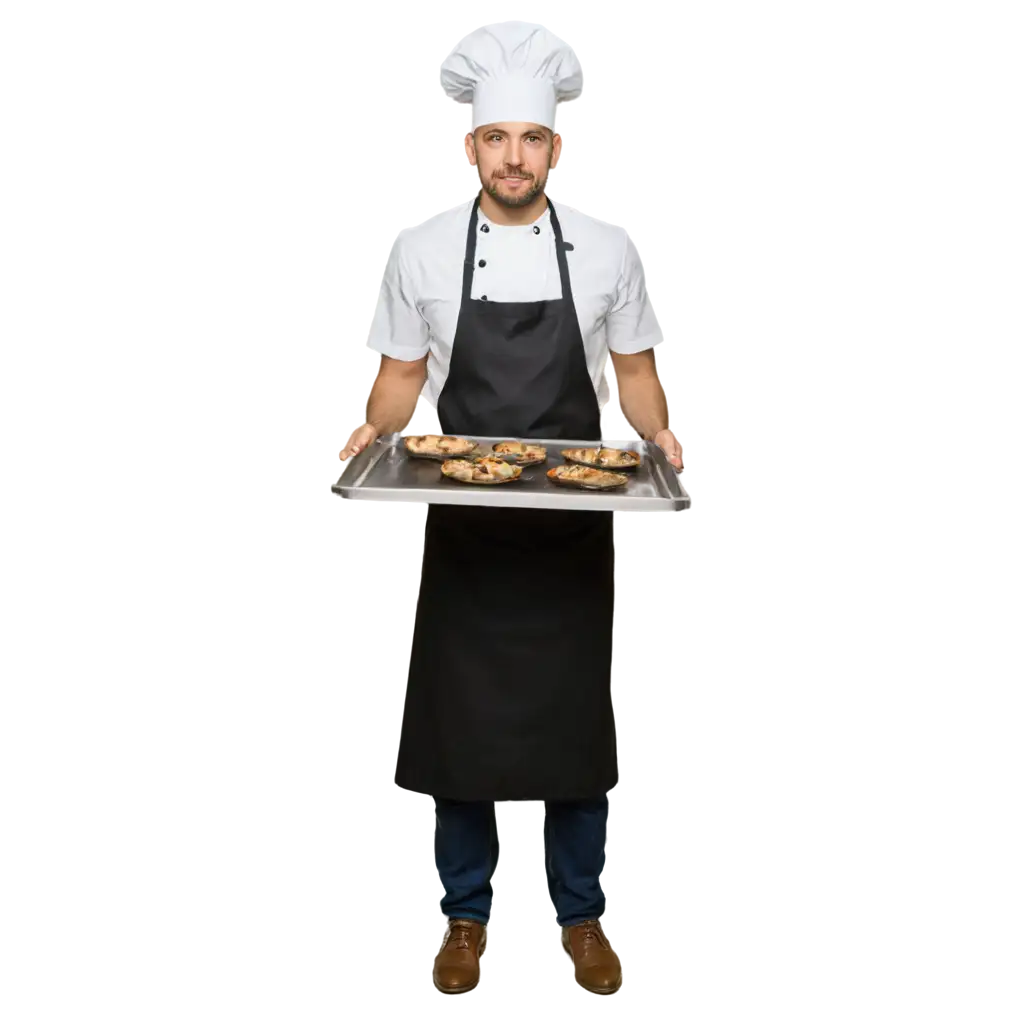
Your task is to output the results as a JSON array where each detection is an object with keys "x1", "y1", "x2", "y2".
[
  {"x1": 550, "y1": 133, "x2": 562, "y2": 170},
  {"x1": 465, "y1": 132, "x2": 477, "y2": 166}
]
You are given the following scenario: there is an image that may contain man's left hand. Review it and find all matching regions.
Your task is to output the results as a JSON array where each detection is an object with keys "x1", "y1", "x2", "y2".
[{"x1": 654, "y1": 428, "x2": 683, "y2": 472}]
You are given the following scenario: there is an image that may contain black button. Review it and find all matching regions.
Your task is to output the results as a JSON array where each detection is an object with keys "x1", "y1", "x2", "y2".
[
  {"x1": 478, "y1": 259, "x2": 486, "y2": 267},
  {"x1": 481, "y1": 224, "x2": 489, "y2": 232},
  {"x1": 533, "y1": 225, "x2": 540, "y2": 234},
  {"x1": 481, "y1": 295, "x2": 488, "y2": 300}
]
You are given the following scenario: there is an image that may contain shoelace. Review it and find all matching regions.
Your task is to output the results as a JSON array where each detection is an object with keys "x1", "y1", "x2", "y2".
[
  {"x1": 572, "y1": 919, "x2": 610, "y2": 950},
  {"x1": 446, "y1": 921, "x2": 477, "y2": 950}
]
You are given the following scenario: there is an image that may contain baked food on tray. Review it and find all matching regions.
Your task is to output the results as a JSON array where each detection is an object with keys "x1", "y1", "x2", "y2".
[
  {"x1": 441, "y1": 456, "x2": 524, "y2": 484},
  {"x1": 491, "y1": 440, "x2": 548, "y2": 465},
  {"x1": 546, "y1": 464, "x2": 629, "y2": 490},
  {"x1": 560, "y1": 446, "x2": 641, "y2": 470},
  {"x1": 403, "y1": 434, "x2": 478, "y2": 459}
]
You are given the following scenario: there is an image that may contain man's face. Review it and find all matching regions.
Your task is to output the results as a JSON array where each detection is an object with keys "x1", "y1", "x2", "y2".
[{"x1": 466, "y1": 123, "x2": 561, "y2": 207}]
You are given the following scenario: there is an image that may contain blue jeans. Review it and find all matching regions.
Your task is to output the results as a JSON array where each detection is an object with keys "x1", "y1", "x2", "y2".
[{"x1": 433, "y1": 795, "x2": 609, "y2": 927}]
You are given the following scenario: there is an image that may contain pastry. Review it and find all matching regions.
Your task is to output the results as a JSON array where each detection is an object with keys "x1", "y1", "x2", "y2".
[
  {"x1": 560, "y1": 446, "x2": 641, "y2": 470},
  {"x1": 546, "y1": 464, "x2": 629, "y2": 490},
  {"x1": 404, "y1": 434, "x2": 478, "y2": 459},
  {"x1": 492, "y1": 440, "x2": 548, "y2": 465},
  {"x1": 441, "y1": 455, "x2": 524, "y2": 484}
]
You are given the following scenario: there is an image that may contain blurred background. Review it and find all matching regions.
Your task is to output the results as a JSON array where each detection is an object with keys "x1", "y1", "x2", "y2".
[{"x1": 1, "y1": 1, "x2": 1021, "y2": 1020}]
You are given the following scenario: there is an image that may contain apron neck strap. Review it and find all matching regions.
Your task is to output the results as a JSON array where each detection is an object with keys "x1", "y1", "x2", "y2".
[
  {"x1": 462, "y1": 195, "x2": 481, "y2": 302},
  {"x1": 547, "y1": 200, "x2": 571, "y2": 298}
]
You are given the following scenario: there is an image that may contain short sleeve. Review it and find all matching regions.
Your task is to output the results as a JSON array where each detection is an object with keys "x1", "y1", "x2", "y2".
[
  {"x1": 365, "y1": 230, "x2": 431, "y2": 360},
  {"x1": 605, "y1": 231, "x2": 663, "y2": 354}
]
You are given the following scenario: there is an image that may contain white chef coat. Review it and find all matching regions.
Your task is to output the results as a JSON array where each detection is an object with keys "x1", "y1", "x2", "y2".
[{"x1": 365, "y1": 197, "x2": 663, "y2": 410}]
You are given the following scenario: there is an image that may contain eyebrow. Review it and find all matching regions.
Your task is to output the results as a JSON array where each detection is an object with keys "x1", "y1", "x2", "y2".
[{"x1": 482, "y1": 127, "x2": 550, "y2": 138}]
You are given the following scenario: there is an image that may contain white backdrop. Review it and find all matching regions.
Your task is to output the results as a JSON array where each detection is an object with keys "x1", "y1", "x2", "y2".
[
  {"x1": 516, "y1": 16, "x2": 1024, "y2": 107},
  {"x1": 577, "y1": 199, "x2": 1024, "y2": 356}
]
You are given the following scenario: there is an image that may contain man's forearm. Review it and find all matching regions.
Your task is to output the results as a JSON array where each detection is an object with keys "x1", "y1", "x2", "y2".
[
  {"x1": 365, "y1": 359, "x2": 426, "y2": 435},
  {"x1": 366, "y1": 382, "x2": 419, "y2": 435},
  {"x1": 618, "y1": 372, "x2": 670, "y2": 441}
]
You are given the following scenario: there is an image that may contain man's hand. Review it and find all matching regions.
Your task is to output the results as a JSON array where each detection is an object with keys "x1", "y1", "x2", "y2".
[
  {"x1": 654, "y1": 428, "x2": 683, "y2": 472},
  {"x1": 339, "y1": 422, "x2": 380, "y2": 461}
]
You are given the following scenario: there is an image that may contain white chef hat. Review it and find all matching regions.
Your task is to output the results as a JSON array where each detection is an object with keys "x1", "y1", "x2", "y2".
[{"x1": 440, "y1": 21, "x2": 583, "y2": 131}]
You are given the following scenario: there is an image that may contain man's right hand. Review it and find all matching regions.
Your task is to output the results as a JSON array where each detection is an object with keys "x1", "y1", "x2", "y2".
[{"x1": 339, "y1": 422, "x2": 380, "y2": 461}]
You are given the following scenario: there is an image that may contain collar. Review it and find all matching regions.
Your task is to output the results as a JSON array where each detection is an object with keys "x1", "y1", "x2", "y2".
[{"x1": 477, "y1": 202, "x2": 552, "y2": 231}]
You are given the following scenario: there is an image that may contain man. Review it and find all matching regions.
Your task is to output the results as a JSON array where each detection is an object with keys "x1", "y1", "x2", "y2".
[{"x1": 339, "y1": 22, "x2": 683, "y2": 995}]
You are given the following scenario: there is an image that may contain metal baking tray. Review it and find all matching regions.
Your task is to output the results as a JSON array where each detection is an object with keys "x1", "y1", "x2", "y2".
[{"x1": 331, "y1": 433, "x2": 690, "y2": 512}]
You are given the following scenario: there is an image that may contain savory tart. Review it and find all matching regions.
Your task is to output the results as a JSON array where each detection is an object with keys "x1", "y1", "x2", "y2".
[
  {"x1": 404, "y1": 434, "x2": 478, "y2": 459},
  {"x1": 547, "y1": 464, "x2": 629, "y2": 490},
  {"x1": 491, "y1": 440, "x2": 548, "y2": 465},
  {"x1": 441, "y1": 456, "x2": 524, "y2": 485},
  {"x1": 560, "y1": 446, "x2": 641, "y2": 469}
]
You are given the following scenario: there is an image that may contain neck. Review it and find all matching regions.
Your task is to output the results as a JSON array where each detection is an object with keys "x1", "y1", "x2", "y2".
[{"x1": 477, "y1": 188, "x2": 548, "y2": 226}]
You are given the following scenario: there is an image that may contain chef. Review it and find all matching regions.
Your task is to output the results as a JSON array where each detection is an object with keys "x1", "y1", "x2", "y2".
[{"x1": 339, "y1": 21, "x2": 683, "y2": 996}]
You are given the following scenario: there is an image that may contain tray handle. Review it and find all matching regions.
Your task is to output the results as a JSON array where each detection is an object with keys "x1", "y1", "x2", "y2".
[
  {"x1": 644, "y1": 440, "x2": 686, "y2": 501},
  {"x1": 327, "y1": 434, "x2": 391, "y2": 497}
]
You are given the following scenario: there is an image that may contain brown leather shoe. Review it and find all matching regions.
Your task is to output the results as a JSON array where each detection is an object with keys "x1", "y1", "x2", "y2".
[
  {"x1": 432, "y1": 917, "x2": 487, "y2": 994},
  {"x1": 561, "y1": 918, "x2": 622, "y2": 994}
]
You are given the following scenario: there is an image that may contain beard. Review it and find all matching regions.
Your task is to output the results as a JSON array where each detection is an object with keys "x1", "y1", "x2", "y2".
[
  {"x1": 482, "y1": 166, "x2": 549, "y2": 208},
  {"x1": 485, "y1": 173, "x2": 544, "y2": 206}
]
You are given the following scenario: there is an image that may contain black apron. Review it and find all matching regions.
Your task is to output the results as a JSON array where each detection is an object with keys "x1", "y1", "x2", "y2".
[{"x1": 394, "y1": 194, "x2": 617, "y2": 802}]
